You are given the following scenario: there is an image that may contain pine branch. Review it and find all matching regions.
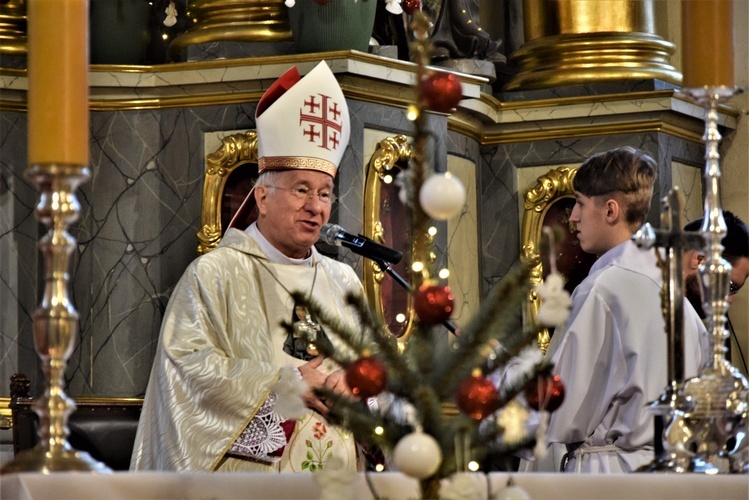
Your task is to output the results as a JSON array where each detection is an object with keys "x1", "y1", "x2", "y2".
[
  {"x1": 497, "y1": 361, "x2": 553, "y2": 403},
  {"x1": 292, "y1": 291, "x2": 408, "y2": 372},
  {"x1": 292, "y1": 293, "x2": 450, "y2": 436},
  {"x1": 285, "y1": 291, "x2": 374, "y2": 364},
  {"x1": 317, "y1": 387, "x2": 410, "y2": 450},
  {"x1": 429, "y1": 263, "x2": 532, "y2": 399},
  {"x1": 345, "y1": 293, "x2": 415, "y2": 374}
]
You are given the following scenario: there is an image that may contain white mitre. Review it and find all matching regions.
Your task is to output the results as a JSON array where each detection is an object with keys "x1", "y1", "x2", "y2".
[
  {"x1": 228, "y1": 61, "x2": 350, "y2": 230},
  {"x1": 256, "y1": 60, "x2": 350, "y2": 178}
]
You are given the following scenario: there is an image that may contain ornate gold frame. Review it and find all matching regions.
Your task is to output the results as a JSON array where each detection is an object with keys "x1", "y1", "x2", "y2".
[
  {"x1": 520, "y1": 166, "x2": 578, "y2": 352},
  {"x1": 197, "y1": 131, "x2": 259, "y2": 255},
  {"x1": 0, "y1": 396, "x2": 143, "y2": 431},
  {"x1": 0, "y1": 398, "x2": 11, "y2": 429},
  {"x1": 363, "y1": 135, "x2": 416, "y2": 341}
]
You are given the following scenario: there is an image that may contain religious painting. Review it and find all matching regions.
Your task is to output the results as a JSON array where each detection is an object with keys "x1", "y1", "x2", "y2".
[
  {"x1": 197, "y1": 131, "x2": 259, "y2": 255},
  {"x1": 363, "y1": 135, "x2": 415, "y2": 340},
  {"x1": 520, "y1": 166, "x2": 596, "y2": 352},
  {"x1": 540, "y1": 197, "x2": 598, "y2": 295}
]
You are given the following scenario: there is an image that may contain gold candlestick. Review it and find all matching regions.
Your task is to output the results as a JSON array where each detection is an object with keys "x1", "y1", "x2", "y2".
[
  {"x1": 1, "y1": 0, "x2": 109, "y2": 474},
  {"x1": 1, "y1": 165, "x2": 109, "y2": 474}
]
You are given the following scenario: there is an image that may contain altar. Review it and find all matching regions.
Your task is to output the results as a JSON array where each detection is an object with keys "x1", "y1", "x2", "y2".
[
  {"x1": 2, "y1": 0, "x2": 748, "y2": 492},
  {"x1": 1, "y1": 471, "x2": 747, "y2": 500}
]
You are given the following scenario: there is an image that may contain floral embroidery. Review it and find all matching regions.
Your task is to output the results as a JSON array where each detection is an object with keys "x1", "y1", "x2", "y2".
[{"x1": 301, "y1": 422, "x2": 334, "y2": 471}]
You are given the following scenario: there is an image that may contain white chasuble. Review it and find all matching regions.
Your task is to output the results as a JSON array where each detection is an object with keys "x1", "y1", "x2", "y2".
[{"x1": 130, "y1": 229, "x2": 363, "y2": 472}]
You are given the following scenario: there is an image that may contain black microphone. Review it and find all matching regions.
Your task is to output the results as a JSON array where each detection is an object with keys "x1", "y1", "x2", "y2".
[{"x1": 319, "y1": 223, "x2": 403, "y2": 264}]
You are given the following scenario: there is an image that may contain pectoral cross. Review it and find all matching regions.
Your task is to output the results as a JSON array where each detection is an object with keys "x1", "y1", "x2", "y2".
[{"x1": 293, "y1": 304, "x2": 322, "y2": 357}]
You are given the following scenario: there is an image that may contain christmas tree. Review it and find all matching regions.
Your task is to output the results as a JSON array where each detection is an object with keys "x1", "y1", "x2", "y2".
[{"x1": 285, "y1": 10, "x2": 570, "y2": 499}]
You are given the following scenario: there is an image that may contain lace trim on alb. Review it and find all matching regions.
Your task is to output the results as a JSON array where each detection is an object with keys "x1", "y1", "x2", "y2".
[{"x1": 229, "y1": 392, "x2": 288, "y2": 463}]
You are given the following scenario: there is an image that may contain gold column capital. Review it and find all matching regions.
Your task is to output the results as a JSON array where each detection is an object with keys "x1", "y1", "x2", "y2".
[
  {"x1": 507, "y1": 0, "x2": 680, "y2": 91},
  {"x1": 0, "y1": 0, "x2": 27, "y2": 56},
  {"x1": 171, "y1": 0, "x2": 292, "y2": 57}
]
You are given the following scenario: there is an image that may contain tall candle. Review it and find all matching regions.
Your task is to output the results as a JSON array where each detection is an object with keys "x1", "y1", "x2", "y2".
[
  {"x1": 27, "y1": 0, "x2": 89, "y2": 166},
  {"x1": 682, "y1": 0, "x2": 734, "y2": 87}
]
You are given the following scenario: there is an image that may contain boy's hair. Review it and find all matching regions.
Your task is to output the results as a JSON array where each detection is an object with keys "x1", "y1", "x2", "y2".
[
  {"x1": 684, "y1": 210, "x2": 749, "y2": 265},
  {"x1": 574, "y1": 146, "x2": 657, "y2": 230}
]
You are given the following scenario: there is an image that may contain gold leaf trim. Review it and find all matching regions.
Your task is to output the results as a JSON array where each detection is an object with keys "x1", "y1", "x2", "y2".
[
  {"x1": 197, "y1": 131, "x2": 259, "y2": 255},
  {"x1": 520, "y1": 166, "x2": 578, "y2": 352}
]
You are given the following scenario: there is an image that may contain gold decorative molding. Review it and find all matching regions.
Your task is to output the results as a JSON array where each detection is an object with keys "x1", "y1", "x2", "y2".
[
  {"x1": 507, "y1": 0, "x2": 680, "y2": 90},
  {"x1": 171, "y1": 0, "x2": 292, "y2": 56},
  {"x1": 520, "y1": 166, "x2": 577, "y2": 352},
  {"x1": 50, "y1": 52, "x2": 481, "y2": 112},
  {"x1": 506, "y1": 33, "x2": 680, "y2": 91},
  {"x1": 0, "y1": 396, "x2": 142, "y2": 430},
  {"x1": 363, "y1": 134, "x2": 416, "y2": 341},
  {"x1": 0, "y1": 397, "x2": 11, "y2": 429},
  {"x1": 0, "y1": 0, "x2": 27, "y2": 56},
  {"x1": 483, "y1": 119, "x2": 706, "y2": 146},
  {"x1": 525, "y1": 0, "x2": 657, "y2": 40},
  {"x1": 452, "y1": 115, "x2": 706, "y2": 147},
  {"x1": 448, "y1": 88, "x2": 733, "y2": 145},
  {"x1": 197, "y1": 130, "x2": 258, "y2": 255}
]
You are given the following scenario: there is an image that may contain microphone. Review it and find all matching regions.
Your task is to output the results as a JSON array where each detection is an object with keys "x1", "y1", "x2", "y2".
[{"x1": 319, "y1": 223, "x2": 403, "y2": 264}]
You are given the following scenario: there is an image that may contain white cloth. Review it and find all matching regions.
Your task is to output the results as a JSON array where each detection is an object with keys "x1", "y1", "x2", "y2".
[
  {"x1": 130, "y1": 228, "x2": 365, "y2": 472},
  {"x1": 228, "y1": 223, "x2": 312, "y2": 463},
  {"x1": 545, "y1": 240, "x2": 707, "y2": 473}
]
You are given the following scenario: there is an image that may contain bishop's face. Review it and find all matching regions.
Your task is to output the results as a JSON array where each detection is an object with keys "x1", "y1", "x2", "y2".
[{"x1": 255, "y1": 169, "x2": 334, "y2": 259}]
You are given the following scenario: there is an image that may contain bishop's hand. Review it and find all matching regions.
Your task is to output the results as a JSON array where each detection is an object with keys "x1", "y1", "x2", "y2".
[
  {"x1": 298, "y1": 356, "x2": 329, "y2": 416},
  {"x1": 325, "y1": 369, "x2": 356, "y2": 400}
]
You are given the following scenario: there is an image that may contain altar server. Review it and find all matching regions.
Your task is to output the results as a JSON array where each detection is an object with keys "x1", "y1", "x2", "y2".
[{"x1": 545, "y1": 147, "x2": 707, "y2": 473}]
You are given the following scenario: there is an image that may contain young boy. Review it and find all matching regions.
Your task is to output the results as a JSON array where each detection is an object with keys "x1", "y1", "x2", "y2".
[{"x1": 545, "y1": 146, "x2": 707, "y2": 473}]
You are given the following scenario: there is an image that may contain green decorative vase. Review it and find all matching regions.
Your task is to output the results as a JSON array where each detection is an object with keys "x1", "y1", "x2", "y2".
[
  {"x1": 90, "y1": 0, "x2": 151, "y2": 64},
  {"x1": 288, "y1": 0, "x2": 377, "y2": 53}
]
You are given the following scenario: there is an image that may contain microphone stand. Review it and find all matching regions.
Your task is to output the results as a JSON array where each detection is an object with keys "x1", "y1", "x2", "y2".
[{"x1": 371, "y1": 257, "x2": 459, "y2": 336}]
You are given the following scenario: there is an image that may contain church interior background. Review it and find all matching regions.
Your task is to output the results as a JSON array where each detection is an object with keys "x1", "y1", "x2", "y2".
[{"x1": 0, "y1": 0, "x2": 747, "y2": 476}]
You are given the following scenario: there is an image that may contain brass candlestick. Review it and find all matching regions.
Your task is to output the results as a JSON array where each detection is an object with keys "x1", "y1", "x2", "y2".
[
  {"x1": 0, "y1": 164, "x2": 110, "y2": 474},
  {"x1": 672, "y1": 86, "x2": 748, "y2": 474}
]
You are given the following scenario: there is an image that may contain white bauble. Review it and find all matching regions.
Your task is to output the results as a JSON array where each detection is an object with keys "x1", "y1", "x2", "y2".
[
  {"x1": 392, "y1": 431, "x2": 442, "y2": 479},
  {"x1": 419, "y1": 172, "x2": 466, "y2": 220}
]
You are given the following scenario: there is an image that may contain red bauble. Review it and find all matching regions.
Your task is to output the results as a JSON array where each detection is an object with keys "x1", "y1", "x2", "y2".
[
  {"x1": 346, "y1": 356, "x2": 388, "y2": 399},
  {"x1": 314, "y1": 0, "x2": 332, "y2": 5},
  {"x1": 456, "y1": 372, "x2": 500, "y2": 421},
  {"x1": 524, "y1": 373, "x2": 565, "y2": 413},
  {"x1": 421, "y1": 72, "x2": 462, "y2": 113},
  {"x1": 413, "y1": 283, "x2": 454, "y2": 326},
  {"x1": 402, "y1": 0, "x2": 420, "y2": 15}
]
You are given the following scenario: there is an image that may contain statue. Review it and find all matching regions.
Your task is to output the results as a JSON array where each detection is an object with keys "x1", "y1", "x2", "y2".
[{"x1": 426, "y1": 0, "x2": 505, "y2": 79}]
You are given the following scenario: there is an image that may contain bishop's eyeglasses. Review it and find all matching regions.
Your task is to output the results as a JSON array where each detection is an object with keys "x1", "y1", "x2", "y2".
[{"x1": 270, "y1": 185, "x2": 337, "y2": 205}]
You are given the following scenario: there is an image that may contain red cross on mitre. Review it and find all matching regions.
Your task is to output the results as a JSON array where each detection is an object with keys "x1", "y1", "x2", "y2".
[{"x1": 299, "y1": 93, "x2": 344, "y2": 151}]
